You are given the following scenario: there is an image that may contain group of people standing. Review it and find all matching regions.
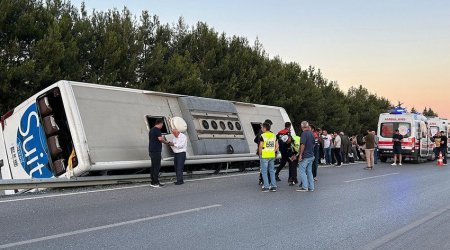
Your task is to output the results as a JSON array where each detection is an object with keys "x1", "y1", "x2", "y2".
[
  {"x1": 256, "y1": 120, "x2": 316, "y2": 192},
  {"x1": 255, "y1": 120, "x2": 386, "y2": 192}
]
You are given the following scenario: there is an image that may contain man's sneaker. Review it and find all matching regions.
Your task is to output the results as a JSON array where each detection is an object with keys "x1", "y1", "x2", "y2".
[
  {"x1": 308, "y1": 189, "x2": 314, "y2": 192},
  {"x1": 335, "y1": 164, "x2": 342, "y2": 168},
  {"x1": 157, "y1": 183, "x2": 165, "y2": 187},
  {"x1": 314, "y1": 177, "x2": 318, "y2": 182},
  {"x1": 261, "y1": 187, "x2": 270, "y2": 192},
  {"x1": 296, "y1": 187, "x2": 308, "y2": 192},
  {"x1": 399, "y1": 163, "x2": 402, "y2": 166},
  {"x1": 391, "y1": 163, "x2": 397, "y2": 166},
  {"x1": 270, "y1": 187, "x2": 277, "y2": 192},
  {"x1": 275, "y1": 176, "x2": 281, "y2": 181},
  {"x1": 289, "y1": 182, "x2": 294, "y2": 186},
  {"x1": 149, "y1": 183, "x2": 160, "y2": 188}
]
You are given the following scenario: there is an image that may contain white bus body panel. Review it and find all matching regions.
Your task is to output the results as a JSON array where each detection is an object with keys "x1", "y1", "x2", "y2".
[{"x1": 1, "y1": 81, "x2": 292, "y2": 180}]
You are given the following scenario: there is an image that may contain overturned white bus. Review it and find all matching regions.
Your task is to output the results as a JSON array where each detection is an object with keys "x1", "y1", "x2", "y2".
[{"x1": 0, "y1": 81, "x2": 293, "y2": 184}]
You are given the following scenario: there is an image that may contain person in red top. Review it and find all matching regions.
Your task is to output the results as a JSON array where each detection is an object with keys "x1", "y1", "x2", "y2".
[{"x1": 275, "y1": 122, "x2": 292, "y2": 181}]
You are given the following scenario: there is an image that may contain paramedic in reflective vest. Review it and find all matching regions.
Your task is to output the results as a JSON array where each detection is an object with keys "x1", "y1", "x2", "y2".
[
  {"x1": 289, "y1": 135, "x2": 300, "y2": 185},
  {"x1": 149, "y1": 119, "x2": 170, "y2": 188},
  {"x1": 259, "y1": 122, "x2": 279, "y2": 192},
  {"x1": 255, "y1": 119, "x2": 273, "y2": 185}
]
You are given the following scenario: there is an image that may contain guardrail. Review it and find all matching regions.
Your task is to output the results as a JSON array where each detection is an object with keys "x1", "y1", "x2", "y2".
[
  {"x1": 0, "y1": 174, "x2": 150, "y2": 191},
  {"x1": 0, "y1": 168, "x2": 248, "y2": 192}
]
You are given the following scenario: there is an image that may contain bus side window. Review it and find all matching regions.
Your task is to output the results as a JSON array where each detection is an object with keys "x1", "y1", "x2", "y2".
[{"x1": 146, "y1": 116, "x2": 170, "y2": 135}]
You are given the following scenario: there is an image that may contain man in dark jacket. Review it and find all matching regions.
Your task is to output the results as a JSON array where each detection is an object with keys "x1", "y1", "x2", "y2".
[
  {"x1": 275, "y1": 122, "x2": 292, "y2": 181},
  {"x1": 440, "y1": 131, "x2": 448, "y2": 165},
  {"x1": 340, "y1": 132, "x2": 351, "y2": 164}
]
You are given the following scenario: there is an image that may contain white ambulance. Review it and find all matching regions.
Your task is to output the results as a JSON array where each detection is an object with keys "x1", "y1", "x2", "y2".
[{"x1": 377, "y1": 108, "x2": 434, "y2": 163}]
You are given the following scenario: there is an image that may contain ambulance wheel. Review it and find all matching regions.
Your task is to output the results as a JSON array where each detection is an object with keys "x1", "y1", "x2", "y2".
[{"x1": 380, "y1": 157, "x2": 388, "y2": 163}]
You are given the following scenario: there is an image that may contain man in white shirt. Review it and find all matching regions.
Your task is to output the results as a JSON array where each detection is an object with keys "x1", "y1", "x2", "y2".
[
  {"x1": 322, "y1": 130, "x2": 332, "y2": 165},
  {"x1": 333, "y1": 132, "x2": 342, "y2": 166},
  {"x1": 169, "y1": 129, "x2": 187, "y2": 185}
]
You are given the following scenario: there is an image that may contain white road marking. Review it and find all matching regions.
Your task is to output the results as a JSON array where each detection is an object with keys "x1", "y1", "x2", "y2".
[
  {"x1": 362, "y1": 203, "x2": 450, "y2": 250},
  {"x1": 0, "y1": 184, "x2": 150, "y2": 204},
  {"x1": 0, "y1": 204, "x2": 222, "y2": 249},
  {"x1": 344, "y1": 173, "x2": 399, "y2": 183},
  {"x1": 184, "y1": 172, "x2": 257, "y2": 183},
  {"x1": 0, "y1": 172, "x2": 258, "y2": 204}
]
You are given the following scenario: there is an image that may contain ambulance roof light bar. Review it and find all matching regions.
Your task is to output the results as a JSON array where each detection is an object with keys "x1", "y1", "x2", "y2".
[{"x1": 389, "y1": 106, "x2": 407, "y2": 114}]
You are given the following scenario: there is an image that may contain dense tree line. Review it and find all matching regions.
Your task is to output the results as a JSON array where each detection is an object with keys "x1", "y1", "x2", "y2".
[{"x1": 1, "y1": 0, "x2": 400, "y2": 135}]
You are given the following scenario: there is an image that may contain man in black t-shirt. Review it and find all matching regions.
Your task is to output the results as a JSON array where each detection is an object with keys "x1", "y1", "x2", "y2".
[
  {"x1": 149, "y1": 119, "x2": 170, "y2": 187},
  {"x1": 392, "y1": 129, "x2": 404, "y2": 166},
  {"x1": 440, "y1": 131, "x2": 448, "y2": 165}
]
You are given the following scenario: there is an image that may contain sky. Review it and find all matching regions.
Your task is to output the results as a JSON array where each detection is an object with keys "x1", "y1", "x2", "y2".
[{"x1": 71, "y1": 0, "x2": 450, "y2": 118}]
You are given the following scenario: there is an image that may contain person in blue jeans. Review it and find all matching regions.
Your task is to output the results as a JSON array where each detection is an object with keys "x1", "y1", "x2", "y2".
[
  {"x1": 297, "y1": 121, "x2": 315, "y2": 192},
  {"x1": 258, "y1": 122, "x2": 279, "y2": 192}
]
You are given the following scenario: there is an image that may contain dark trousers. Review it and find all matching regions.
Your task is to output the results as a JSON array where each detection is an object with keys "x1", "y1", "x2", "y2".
[
  {"x1": 440, "y1": 147, "x2": 448, "y2": 164},
  {"x1": 174, "y1": 152, "x2": 186, "y2": 183},
  {"x1": 342, "y1": 146, "x2": 349, "y2": 163},
  {"x1": 434, "y1": 147, "x2": 441, "y2": 158},
  {"x1": 276, "y1": 154, "x2": 291, "y2": 177},
  {"x1": 313, "y1": 145, "x2": 319, "y2": 178},
  {"x1": 334, "y1": 148, "x2": 342, "y2": 165},
  {"x1": 289, "y1": 159, "x2": 298, "y2": 183},
  {"x1": 150, "y1": 152, "x2": 162, "y2": 184}
]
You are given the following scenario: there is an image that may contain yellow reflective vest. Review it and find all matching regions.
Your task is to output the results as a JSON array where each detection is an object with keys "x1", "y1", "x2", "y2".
[
  {"x1": 261, "y1": 132, "x2": 276, "y2": 158},
  {"x1": 291, "y1": 135, "x2": 300, "y2": 154}
]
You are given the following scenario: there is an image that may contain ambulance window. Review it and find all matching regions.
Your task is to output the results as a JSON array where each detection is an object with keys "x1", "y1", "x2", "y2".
[
  {"x1": 146, "y1": 116, "x2": 169, "y2": 134},
  {"x1": 381, "y1": 123, "x2": 394, "y2": 138},
  {"x1": 381, "y1": 123, "x2": 411, "y2": 138},
  {"x1": 430, "y1": 126, "x2": 439, "y2": 136},
  {"x1": 398, "y1": 123, "x2": 411, "y2": 138}
]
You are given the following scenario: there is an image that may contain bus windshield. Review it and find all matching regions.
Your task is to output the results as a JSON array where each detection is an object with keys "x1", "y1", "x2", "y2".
[{"x1": 380, "y1": 122, "x2": 411, "y2": 138}]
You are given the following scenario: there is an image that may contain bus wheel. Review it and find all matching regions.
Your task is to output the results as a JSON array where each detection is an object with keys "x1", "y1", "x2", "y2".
[{"x1": 380, "y1": 157, "x2": 388, "y2": 163}]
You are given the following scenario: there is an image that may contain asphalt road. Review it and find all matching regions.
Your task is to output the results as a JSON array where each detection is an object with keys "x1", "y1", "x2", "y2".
[{"x1": 1, "y1": 160, "x2": 450, "y2": 250}]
